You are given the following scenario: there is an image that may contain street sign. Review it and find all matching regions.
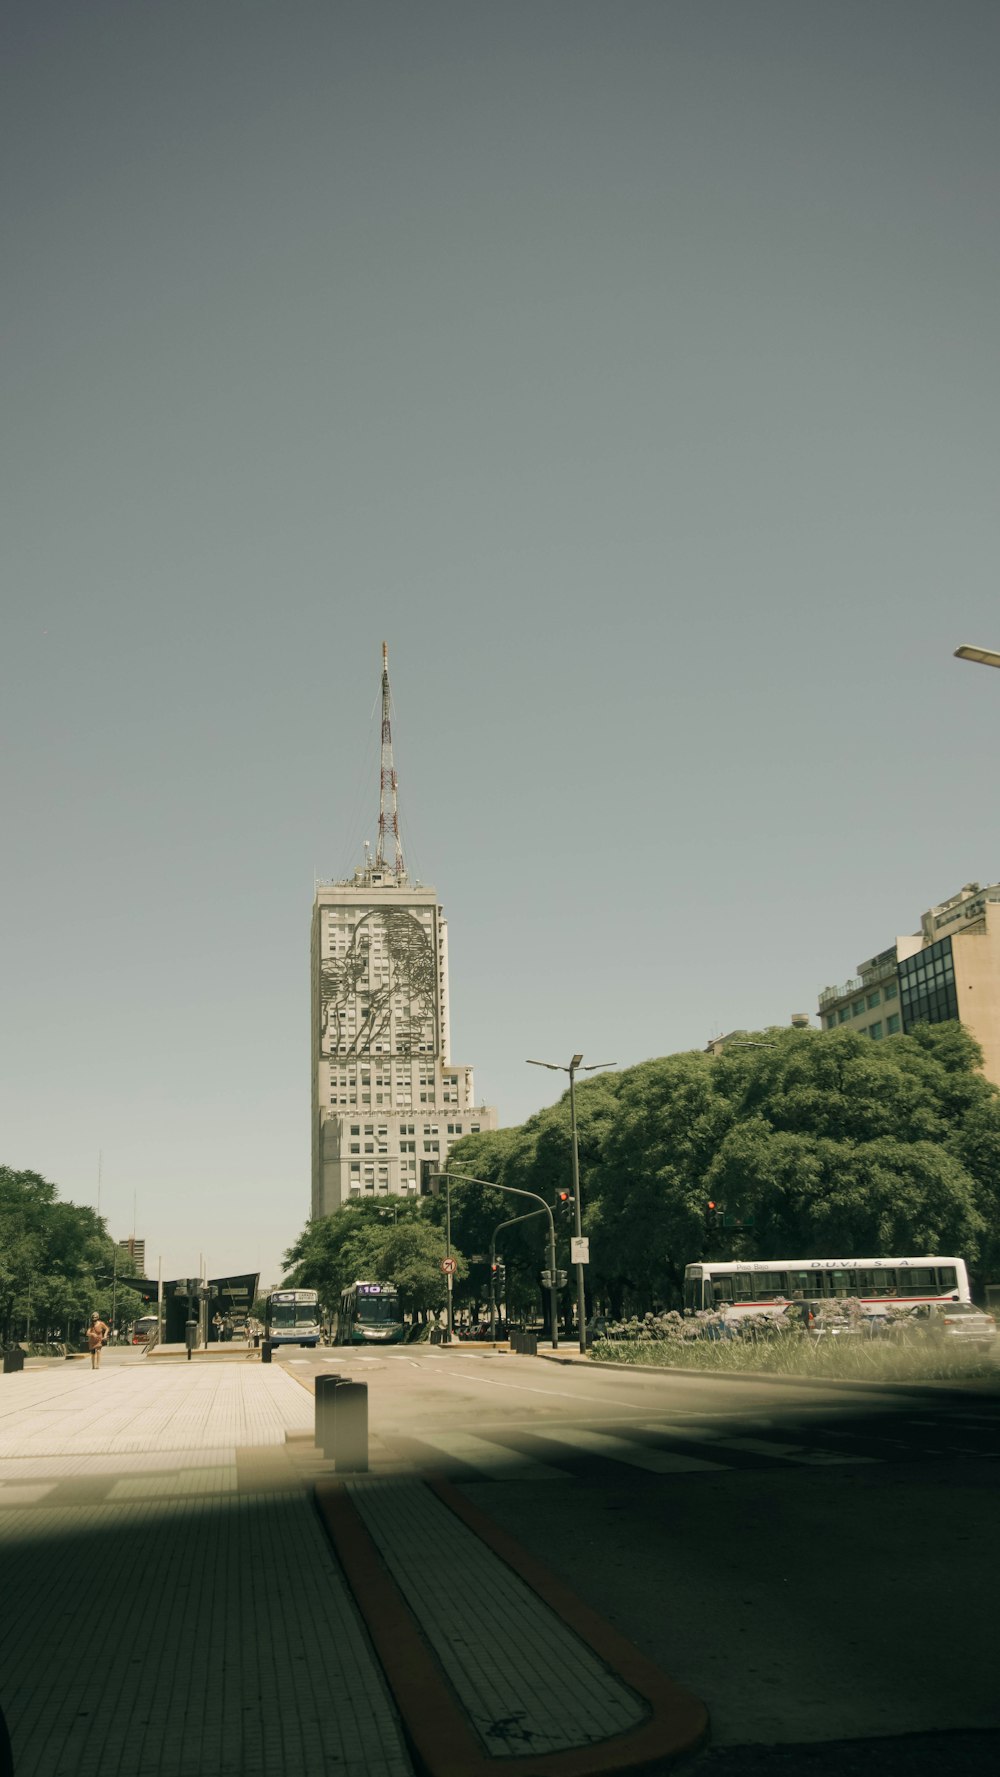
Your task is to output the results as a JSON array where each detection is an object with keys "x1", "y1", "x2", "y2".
[
  {"x1": 570, "y1": 1237, "x2": 590, "y2": 1265},
  {"x1": 440, "y1": 1257, "x2": 457, "y2": 1275}
]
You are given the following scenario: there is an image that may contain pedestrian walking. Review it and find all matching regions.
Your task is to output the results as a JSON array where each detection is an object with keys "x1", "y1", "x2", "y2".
[
  {"x1": 86, "y1": 1313, "x2": 109, "y2": 1369},
  {"x1": 212, "y1": 1311, "x2": 223, "y2": 1343}
]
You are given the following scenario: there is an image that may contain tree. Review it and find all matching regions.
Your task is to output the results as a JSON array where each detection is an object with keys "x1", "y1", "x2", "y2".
[
  {"x1": 471, "y1": 1022, "x2": 1000, "y2": 1315},
  {"x1": 0, "y1": 1166, "x2": 127, "y2": 1344},
  {"x1": 284, "y1": 1197, "x2": 463, "y2": 1320}
]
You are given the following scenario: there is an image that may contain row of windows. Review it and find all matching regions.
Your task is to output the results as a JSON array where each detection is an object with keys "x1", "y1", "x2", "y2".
[
  {"x1": 829, "y1": 1002, "x2": 902, "y2": 1033},
  {"x1": 348, "y1": 1180, "x2": 421, "y2": 1196},
  {"x1": 346, "y1": 1122, "x2": 482, "y2": 1143},
  {"x1": 331, "y1": 1043, "x2": 436, "y2": 1054},
  {"x1": 901, "y1": 985, "x2": 958, "y2": 1026},
  {"x1": 710, "y1": 1265, "x2": 957, "y2": 1302}
]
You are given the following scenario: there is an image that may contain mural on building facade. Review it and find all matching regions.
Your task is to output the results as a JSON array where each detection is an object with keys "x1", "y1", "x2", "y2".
[{"x1": 320, "y1": 909, "x2": 437, "y2": 1058}]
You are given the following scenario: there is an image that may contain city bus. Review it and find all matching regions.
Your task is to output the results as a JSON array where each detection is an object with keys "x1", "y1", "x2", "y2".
[
  {"x1": 264, "y1": 1288, "x2": 322, "y2": 1348},
  {"x1": 335, "y1": 1280, "x2": 406, "y2": 1346},
  {"x1": 683, "y1": 1256, "x2": 971, "y2": 1323}
]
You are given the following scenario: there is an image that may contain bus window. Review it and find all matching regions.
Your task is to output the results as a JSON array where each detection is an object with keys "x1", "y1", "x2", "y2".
[
  {"x1": 829, "y1": 1270, "x2": 854, "y2": 1297},
  {"x1": 708, "y1": 1275, "x2": 734, "y2": 1303},
  {"x1": 733, "y1": 1273, "x2": 754, "y2": 1301},
  {"x1": 937, "y1": 1266, "x2": 957, "y2": 1292},
  {"x1": 755, "y1": 1273, "x2": 788, "y2": 1300},
  {"x1": 898, "y1": 1267, "x2": 937, "y2": 1296},
  {"x1": 683, "y1": 1276, "x2": 703, "y2": 1312},
  {"x1": 855, "y1": 1269, "x2": 896, "y2": 1295}
]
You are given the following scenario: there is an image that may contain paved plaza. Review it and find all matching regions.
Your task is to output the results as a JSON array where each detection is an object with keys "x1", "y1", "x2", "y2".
[{"x1": 0, "y1": 1356, "x2": 413, "y2": 1777}]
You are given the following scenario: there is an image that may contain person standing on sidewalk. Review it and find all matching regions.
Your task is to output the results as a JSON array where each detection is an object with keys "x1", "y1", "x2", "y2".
[{"x1": 86, "y1": 1313, "x2": 109, "y2": 1369}]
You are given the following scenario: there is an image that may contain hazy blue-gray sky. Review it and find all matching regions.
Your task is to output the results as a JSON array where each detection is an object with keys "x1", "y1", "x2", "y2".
[{"x1": 3, "y1": 1, "x2": 999, "y2": 1287}]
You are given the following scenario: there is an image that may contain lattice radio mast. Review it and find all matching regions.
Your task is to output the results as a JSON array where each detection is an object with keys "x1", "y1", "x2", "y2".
[{"x1": 374, "y1": 641, "x2": 405, "y2": 879}]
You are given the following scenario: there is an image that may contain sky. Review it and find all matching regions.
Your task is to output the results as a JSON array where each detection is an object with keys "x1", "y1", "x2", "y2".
[{"x1": 3, "y1": 0, "x2": 999, "y2": 1289}]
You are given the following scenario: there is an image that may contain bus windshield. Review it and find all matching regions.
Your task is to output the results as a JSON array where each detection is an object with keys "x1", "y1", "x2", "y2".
[
  {"x1": 270, "y1": 1302, "x2": 318, "y2": 1329},
  {"x1": 356, "y1": 1295, "x2": 400, "y2": 1324}
]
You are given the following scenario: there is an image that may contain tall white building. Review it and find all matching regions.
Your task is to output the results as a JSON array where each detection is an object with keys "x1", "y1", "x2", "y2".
[{"x1": 310, "y1": 648, "x2": 497, "y2": 1218}]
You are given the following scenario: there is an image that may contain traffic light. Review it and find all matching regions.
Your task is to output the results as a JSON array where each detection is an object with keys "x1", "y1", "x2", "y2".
[
  {"x1": 495, "y1": 1261, "x2": 506, "y2": 1288},
  {"x1": 706, "y1": 1200, "x2": 724, "y2": 1231},
  {"x1": 419, "y1": 1161, "x2": 440, "y2": 1196},
  {"x1": 556, "y1": 1190, "x2": 575, "y2": 1212}
]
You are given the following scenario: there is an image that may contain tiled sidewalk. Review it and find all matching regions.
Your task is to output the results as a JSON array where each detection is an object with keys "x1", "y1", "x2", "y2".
[
  {"x1": 0, "y1": 1363, "x2": 413, "y2": 1777},
  {"x1": 347, "y1": 1475, "x2": 648, "y2": 1756}
]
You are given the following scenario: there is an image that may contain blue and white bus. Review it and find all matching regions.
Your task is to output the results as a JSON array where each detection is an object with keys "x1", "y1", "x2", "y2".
[
  {"x1": 335, "y1": 1281, "x2": 406, "y2": 1346},
  {"x1": 264, "y1": 1288, "x2": 322, "y2": 1348}
]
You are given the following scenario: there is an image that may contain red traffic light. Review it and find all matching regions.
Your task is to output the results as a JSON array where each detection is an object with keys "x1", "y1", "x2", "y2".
[{"x1": 707, "y1": 1200, "x2": 717, "y2": 1211}]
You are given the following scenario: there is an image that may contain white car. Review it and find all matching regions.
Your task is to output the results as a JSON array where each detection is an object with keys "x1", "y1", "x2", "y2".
[{"x1": 904, "y1": 1302, "x2": 997, "y2": 1347}]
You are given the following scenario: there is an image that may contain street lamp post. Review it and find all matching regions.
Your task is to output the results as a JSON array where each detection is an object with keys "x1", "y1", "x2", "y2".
[
  {"x1": 527, "y1": 1054, "x2": 616, "y2": 1355},
  {"x1": 955, "y1": 645, "x2": 1000, "y2": 670}
]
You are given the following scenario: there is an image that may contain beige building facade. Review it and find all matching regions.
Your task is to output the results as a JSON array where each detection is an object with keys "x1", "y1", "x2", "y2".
[
  {"x1": 310, "y1": 859, "x2": 497, "y2": 1218},
  {"x1": 818, "y1": 880, "x2": 1000, "y2": 1087}
]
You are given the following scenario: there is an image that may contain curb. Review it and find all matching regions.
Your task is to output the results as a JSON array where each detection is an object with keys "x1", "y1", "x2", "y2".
[
  {"x1": 314, "y1": 1477, "x2": 708, "y2": 1777},
  {"x1": 535, "y1": 1350, "x2": 1000, "y2": 1397}
]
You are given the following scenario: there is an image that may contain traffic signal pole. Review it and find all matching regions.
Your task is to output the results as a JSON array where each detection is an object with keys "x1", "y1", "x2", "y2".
[
  {"x1": 489, "y1": 1208, "x2": 547, "y2": 1339},
  {"x1": 433, "y1": 1173, "x2": 559, "y2": 1349}
]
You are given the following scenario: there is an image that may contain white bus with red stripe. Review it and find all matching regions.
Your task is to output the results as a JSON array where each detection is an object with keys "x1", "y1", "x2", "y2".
[{"x1": 683, "y1": 1256, "x2": 971, "y2": 1321}]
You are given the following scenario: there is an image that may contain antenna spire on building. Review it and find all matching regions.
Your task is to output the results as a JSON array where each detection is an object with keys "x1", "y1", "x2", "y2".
[{"x1": 375, "y1": 641, "x2": 404, "y2": 879}]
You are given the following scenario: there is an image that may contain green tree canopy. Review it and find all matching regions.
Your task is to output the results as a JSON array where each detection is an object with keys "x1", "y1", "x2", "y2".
[
  {"x1": 0, "y1": 1165, "x2": 126, "y2": 1343},
  {"x1": 448, "y1": 1023, "x2": 1000, "y2": 1316},
  {"x1": 284, "y1": 1197, "x2": 463, "y2": 1318}
]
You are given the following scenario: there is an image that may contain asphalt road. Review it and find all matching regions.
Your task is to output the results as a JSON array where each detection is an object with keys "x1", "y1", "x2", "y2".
[{"x1": 278, "y1": 1344, "x2": 1000, "y2": 1758}]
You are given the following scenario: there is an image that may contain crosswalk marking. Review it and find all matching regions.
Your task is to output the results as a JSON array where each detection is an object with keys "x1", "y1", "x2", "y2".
[
  {"x1": 409, "y1": 1430, "x2": 565, "y2": 1481},
  {"x1": 532, "y1": 1426, "x2": 726, "y2": 1473}
]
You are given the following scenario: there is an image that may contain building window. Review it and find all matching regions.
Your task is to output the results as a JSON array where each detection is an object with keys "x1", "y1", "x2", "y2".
[
  {"x1": 867, "y1": 991, "x2": 880, "y2": 1009},
  {"x1": 869, "y1": 1022, "x2": 883, "y2": 1040},
  {"x1": 884, "y1": 982, "x2": 898, "y2": 1000},
  {"x1": 852, "y1": 999, "x2": 865, "y2": 1017},
  {"x1": 887, "y1": 1013, "x2": 901, "y2": 1034},
  {"x1": 825, "y1": 1014, "x2": 836, "y2": 1030},
  {"x1": 838, "y1": 1007, "x2": 850, "y2": 1024}
]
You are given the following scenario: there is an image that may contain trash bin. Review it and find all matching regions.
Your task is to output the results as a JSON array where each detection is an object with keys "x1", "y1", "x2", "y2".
[
  {"x1": 429, "y1": 1327, "x2": 443, "y2": 1345},
  {"x1": 2, "y1": 1347, "x2": 25, "y2": 1375},
  {"x1": 260, "y1": 1340, "x2": 273, "y2": 1364},
  {"x1": 184, "y1": 1319, "x2": 198, "y2": 1361}
]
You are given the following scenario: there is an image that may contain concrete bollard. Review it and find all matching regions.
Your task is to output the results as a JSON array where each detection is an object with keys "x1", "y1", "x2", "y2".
[
  {"x1": 333, "y1": 1381, "x2": 368, "y2": 1473},
  {"x1": 2, "y1": 1347, "x2": 25, "y2": 1375},
  {"x1": 314, "y1": 1373, "x2": 342, "y2": 1456}
]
